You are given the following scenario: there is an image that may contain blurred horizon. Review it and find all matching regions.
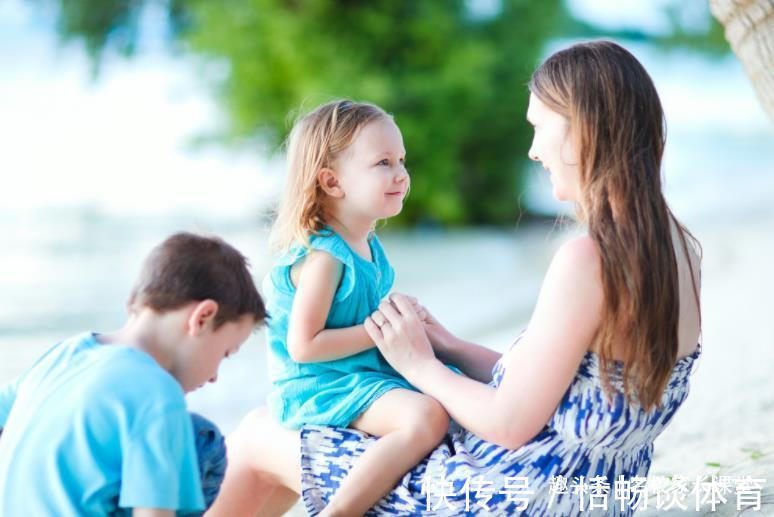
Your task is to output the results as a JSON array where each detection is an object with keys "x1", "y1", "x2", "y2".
[
  {"x1": 3, "y1": 0, "x2": 773, "y2": 339},
  {"x1": 2, "y1": 0, "x2": 771, "y2": 224}
]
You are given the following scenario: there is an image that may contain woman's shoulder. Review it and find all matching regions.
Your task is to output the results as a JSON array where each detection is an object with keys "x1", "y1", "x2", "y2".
[
  {"x1": 552, "y1": 234, "x2": 601, "y2": 274},
  {"x1": 542, "y1": 234, "x2": 604, "y2": 321}
]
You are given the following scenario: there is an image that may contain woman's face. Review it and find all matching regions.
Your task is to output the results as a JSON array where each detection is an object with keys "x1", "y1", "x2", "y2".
[{"x1": 526, "y1": 93, "x2": 581, "y2": 202}]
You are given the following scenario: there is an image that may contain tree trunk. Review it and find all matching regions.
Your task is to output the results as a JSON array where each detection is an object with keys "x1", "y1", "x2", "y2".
[{"x1": 709, "y1": 0, "x2": 774, "y2": 122}]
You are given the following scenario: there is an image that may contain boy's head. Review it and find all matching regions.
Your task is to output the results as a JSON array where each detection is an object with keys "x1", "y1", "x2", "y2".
[{"x1": 128, "y1": 232, "x2": 267, "y2": 391}]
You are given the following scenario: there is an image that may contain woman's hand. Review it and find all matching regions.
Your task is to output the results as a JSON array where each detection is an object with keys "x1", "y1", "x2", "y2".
[
  {"x1": 398, "y1": 295, "x2": 456, "y2": 358},
  {"x1": 365, "y1": 293, "x2": 438, "y2": 382},
  {"x1": 419, "y1": 306, "x2": 457, "y2": 358},
  {"x1": 401, "y1": 295, "x2": 428, "y2": 322}
]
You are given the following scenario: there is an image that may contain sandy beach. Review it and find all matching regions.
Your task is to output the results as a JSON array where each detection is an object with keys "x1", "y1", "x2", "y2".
[{"x1": 1, "y1": 200, "x2": 772, "y2": 515}]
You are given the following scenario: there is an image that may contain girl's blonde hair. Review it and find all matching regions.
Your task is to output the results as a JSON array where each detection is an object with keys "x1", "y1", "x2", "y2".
[{"x1": 270, "y1": 99, "x2": 390, "y2": 254}]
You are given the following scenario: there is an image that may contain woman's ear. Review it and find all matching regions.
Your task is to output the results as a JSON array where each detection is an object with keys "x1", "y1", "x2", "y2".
[
  {"x1": 318, "y1": 168, "x2": 344, "y2": 198},
  {"x1": 187, "y1": 299, "x2": 219, "y2": 336}
]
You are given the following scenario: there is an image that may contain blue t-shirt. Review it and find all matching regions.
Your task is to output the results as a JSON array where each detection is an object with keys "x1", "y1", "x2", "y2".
[
  {"x1": 0, "y1": 332, "x2": 205, "y2": 516},
  {"x1": 263, "y1": 228, "x2": 414, "y2": 429}
]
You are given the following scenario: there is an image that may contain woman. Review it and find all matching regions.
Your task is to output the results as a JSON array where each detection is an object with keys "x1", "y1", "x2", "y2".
[{"x1": 208, "y1": 40, "x2": 702, "y2": 516}]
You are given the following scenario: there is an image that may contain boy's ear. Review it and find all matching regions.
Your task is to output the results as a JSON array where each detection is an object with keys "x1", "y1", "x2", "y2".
[
  {"x1": 317, "y1": 167, "x2": 344, "y2": 198},
  {"x1": 187, "y1": 299, "x2": 219, "y2": 336}
]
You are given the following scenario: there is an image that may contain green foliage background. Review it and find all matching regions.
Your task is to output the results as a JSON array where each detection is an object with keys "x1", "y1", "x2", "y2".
[{"x1": 41, "y1": 0, "x2": 729, "y2": 225}]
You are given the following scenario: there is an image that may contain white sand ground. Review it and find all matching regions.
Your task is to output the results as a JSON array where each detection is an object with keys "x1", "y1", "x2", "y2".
[{"x1": 1, "y1": 204, "x2": 772, "y2": 516}]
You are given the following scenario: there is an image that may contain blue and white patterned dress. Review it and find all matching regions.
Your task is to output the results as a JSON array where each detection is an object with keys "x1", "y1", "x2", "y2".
[{"x1": 299, "y1": 337, "x2": 701, "y2": 516}]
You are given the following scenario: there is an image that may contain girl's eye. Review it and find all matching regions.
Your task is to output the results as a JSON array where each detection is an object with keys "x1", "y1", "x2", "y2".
[{"x1": 377, "y1": 159, "x2": 389, "y2": 166}]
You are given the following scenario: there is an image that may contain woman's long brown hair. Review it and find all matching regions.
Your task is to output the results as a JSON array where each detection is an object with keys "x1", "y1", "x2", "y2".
[{"x1": 529, "y1": 41, "x2": 701, "y2": 410}]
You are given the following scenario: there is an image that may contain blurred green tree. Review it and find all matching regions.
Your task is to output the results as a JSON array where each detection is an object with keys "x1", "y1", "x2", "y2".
[{"x1": 38, "y1": 0, "x2": 729, "y2": 225}]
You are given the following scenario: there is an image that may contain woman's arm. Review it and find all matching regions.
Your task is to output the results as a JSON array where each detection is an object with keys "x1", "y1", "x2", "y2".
[
  {"x1": 286, "y1": 250, "x2": 374, "y2": 363},
  {"x1": 373, "y1": 296, "x2": 501, "y2": 381},
  {"x1": 368, "y1": 237, "x2": 603, "y2": 449},
  {"x1": 428, "y1": 328, "x2": 501, "y2": 383}
]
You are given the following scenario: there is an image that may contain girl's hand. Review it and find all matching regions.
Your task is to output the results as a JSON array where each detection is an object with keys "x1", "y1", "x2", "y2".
[{"x1": 365, "y1": 294, "x2": 437, "y2": 382}]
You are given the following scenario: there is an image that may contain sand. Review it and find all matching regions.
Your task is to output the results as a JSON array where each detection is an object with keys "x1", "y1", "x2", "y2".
[{"x1": 1, "y1": 205, "x2": 772, "y2": 515}]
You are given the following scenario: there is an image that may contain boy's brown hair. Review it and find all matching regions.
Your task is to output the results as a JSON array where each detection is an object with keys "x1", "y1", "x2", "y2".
[{"x1": 128, "y1": 232, "x2": 266, "y2": 329}]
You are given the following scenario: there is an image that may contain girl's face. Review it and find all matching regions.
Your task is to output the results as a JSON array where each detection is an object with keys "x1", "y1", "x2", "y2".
[
  {"x1": 526, "y1": 93, "x2": 581, "y2": 202},
  {"x1": 333, "y1": 117, "x2": 409, "y2": 220}
]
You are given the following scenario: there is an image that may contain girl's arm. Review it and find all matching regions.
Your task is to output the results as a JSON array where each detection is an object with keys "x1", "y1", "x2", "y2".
[
  {"x1": 286, "y1": 250, "x2": 374, "y2": 363},
  {"x1": 367, "y1": 236, "x2": 603, "y2": 449}
]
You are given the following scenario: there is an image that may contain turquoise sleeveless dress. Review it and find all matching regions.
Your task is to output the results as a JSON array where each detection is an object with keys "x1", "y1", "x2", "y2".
[{"x1": 262, "y1": 228, "x2": 414, "y2": 429}]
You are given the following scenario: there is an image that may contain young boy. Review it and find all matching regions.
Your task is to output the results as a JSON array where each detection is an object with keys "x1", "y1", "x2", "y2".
[{"x1": 0, "y1": 232, "x2": 266, "y2": 516}]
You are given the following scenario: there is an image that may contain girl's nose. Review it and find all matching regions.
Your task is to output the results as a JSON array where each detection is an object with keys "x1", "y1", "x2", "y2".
[{"x1": 209, "y1": 373, "x2": 218, "y2": 383}]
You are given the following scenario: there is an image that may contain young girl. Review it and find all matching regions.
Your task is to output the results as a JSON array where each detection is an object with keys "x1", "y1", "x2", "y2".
[
  {"x1": 210, "y1": 41, "x2": 703, "y2": 517},
  {"x1": 262, "y1": 100, "x2": 449, "y2": 516}
]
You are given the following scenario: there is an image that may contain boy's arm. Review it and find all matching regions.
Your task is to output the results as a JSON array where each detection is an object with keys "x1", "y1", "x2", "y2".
[
  {"x1": 133, "y1": 509, "x2": 173, "y2": 517},
  {"x1": 121, "y1": 404, "x2": 205, "y2": 514},
  {"x1": 286, "y1": 250, "x2": 375, "y2": 363}
]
